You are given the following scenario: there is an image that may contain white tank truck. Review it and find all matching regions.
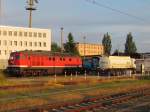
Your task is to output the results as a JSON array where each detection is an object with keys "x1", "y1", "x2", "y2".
[{"x1": 98, "y1": 56, "x2": 136, "y2": 76}]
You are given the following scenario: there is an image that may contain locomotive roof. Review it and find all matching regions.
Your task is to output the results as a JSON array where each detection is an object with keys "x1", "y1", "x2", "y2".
[{"x1": 12, "y1": 50, "x2": 78, "y2": 57}]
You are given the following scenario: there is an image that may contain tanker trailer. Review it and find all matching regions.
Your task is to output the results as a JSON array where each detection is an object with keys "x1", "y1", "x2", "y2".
[{"x1": 99, "y1": 56, "x2": 136, "y2": 76}]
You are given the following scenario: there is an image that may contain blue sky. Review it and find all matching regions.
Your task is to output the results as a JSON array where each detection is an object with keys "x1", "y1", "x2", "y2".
[{"x1": 1, "y1": 0, "x2": 150, "y2": 53}]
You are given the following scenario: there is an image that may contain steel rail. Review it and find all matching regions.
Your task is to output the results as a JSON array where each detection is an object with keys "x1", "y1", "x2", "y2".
[{"x1": 13, "y1": 87, "x2": 150, "y2": 112}]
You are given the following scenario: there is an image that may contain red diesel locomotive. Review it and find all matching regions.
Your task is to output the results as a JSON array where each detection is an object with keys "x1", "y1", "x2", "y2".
[{"x1": 7, "y1": 50, "x2": 82, "y2": 76}]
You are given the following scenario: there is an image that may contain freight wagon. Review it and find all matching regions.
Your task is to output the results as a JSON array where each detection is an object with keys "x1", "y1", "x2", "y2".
[{"x1": 98, "y1": 56, "x2": 136, "y2": 75}]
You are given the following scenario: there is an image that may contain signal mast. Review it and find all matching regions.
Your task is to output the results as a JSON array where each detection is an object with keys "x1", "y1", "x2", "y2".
[{"x1": 26, "y1": 0, "x2": 38, "y2": 28}]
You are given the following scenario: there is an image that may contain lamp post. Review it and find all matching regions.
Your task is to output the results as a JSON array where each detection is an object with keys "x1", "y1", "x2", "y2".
[
  {"x1": 61, "y1": 27, "x2": 64, "y2": 53},
  {"x1": 83, "y1": 36, "x2": 86, "y2": 59},
  {"x1": 83, "y1": 36, "x2": 86, "y2": 79}
]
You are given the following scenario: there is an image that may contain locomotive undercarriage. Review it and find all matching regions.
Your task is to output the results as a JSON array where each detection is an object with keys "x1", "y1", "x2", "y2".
[
  {"x1": 98, "y1": 68, "x2": 136, "y2": 76},
  {"x1": 7, "y1": 67, "x2": 82, "y2": 76}
]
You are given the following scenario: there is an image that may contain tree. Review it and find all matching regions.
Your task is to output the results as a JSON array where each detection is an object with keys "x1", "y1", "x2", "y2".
[
  {"x1": 102, "y1": 33, "x2": 112, "y2": 55},
  {"x1": 51, "y1": 42, "x2": 61, "y2": 52},
  {"x1": 112, "y1": 49, "x2": 125, "y2": 56},
  {"x1": 124, "y1": 32, "x2": 137, "y2": 55},
  {"x1": 64, "y1": 33, "x2": 79, "y2": 55}
]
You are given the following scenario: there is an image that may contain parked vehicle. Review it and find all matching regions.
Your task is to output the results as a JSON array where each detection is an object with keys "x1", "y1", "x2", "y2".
[
  {"x1": 7, "y1": 50, "x2": 136, "y2": 76},
  {"x1": 98, "y1": 56, "x2": 136, "y2": 75},
  {"x1": 82, "y1": 56, "x2": 100, "y2": 74},
  {"x1": 7, "y1": 50, "x2": 82, "y2": 76}
]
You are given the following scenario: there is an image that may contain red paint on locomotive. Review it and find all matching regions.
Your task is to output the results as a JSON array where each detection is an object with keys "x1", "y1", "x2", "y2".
[{"x1": 7, "y1": 50, "x2": 82, "y2": 76}]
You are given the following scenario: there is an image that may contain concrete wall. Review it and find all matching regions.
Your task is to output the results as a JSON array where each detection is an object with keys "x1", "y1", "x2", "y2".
[{"x1": 0, "y1": 59, "x2": 8, "y2": 70}]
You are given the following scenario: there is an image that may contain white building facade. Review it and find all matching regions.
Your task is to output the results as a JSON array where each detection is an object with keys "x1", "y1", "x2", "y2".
[{"x1": 0, "y1": 26, "x2": 51, "y2": 69}]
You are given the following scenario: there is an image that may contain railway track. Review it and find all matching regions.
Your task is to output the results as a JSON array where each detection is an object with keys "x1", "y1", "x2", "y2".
[{"x1": 14, "y1": 87, "x2": 150, "y2": 112}]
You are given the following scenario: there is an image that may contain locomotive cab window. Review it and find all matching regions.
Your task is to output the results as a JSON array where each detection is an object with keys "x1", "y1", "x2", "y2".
[{"x1": 16, "y1": 55, "x2": 20, "y2": 60}]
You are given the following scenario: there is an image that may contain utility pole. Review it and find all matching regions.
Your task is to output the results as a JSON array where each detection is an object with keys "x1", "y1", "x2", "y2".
[
  {"x1": 26, "y1": 0, "x2": 38, "y2": 28},
  {"x1": 61, "y1": 27, "x2": 64, "y2": 53},
  {"x1": 83, "y1": 36, "x2": 86, "y2": 59}
]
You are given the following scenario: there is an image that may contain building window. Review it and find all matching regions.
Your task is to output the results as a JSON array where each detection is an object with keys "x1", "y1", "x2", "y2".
[
  {"x1": 14, "y1": 31, "x2": 17, "y2": 36},
  {"x1": 34, "y1": 32, "x2": 37, "y2": 37},
  {"x1": 43, "y1": 33, "x2": 46, "y2": 38},
  {"x1": 3, "y1": 31, "x2": 7, "y2": 36},
  {"x1": 9, "y1": 31, "x2": 12, "y2": 36},
  {"x1": 39, "y1": 42, "x2": 41, "y2": 47},
  {"x1": 9, "y1": 41, "x2": 12, "y2": 46},
  {"x1": 38, "y1": 33, "x2": 42, "y2": 37},
  {"x1": 19, "y1": 32, "x2": 22, "y2": 37},
  {"x1": 4, "y1": 40, "x2": 7, "y2": 46},
  {"x1": 29, "y1": 42, "x2": 32, "y2": 46},
  {"x1": 14, "y1": 41, "x2": 17, "y2": 46},
  {"x1": 29, "y1": 32, "x2": 32, "y2": 37},
  {"x1": 20, "y1": 41, "x2": 23, "y2": 46},
  {"x1": 0, "y1": 30, "x2": 1, "y2": 35},
  {"x1": 0, "y1": 50, "x2": 1, "y2": 55},
  {"x1": 43, "y1": 42, "x2": 46, "y2": 47},
  {"x1": 5, "y1": 50, "x2": 7, "y2": 55},
  {"x1": 24, "y1": 41, "x2": 27, "y2": 46},
  {"x1": 0, "y1": 40, "x2": 1, "y2": 46},
  {"x1": 34, "y1": 42, "x2": 37, "y2": 46},
  {"x1": 24, "y1": 32, "x2": 27, "y2": 37}
]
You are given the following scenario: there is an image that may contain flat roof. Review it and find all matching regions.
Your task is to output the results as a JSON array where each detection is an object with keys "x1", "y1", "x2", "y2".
[
  {"x1": 75, "y1": 42, "x2": 103, "y2": 46},
  {"x1": 0, "y1": 25, "x2": 51, "y2": 31}
]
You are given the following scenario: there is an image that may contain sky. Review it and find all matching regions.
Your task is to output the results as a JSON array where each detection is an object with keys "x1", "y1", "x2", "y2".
[{"x1": 1, "y1": 0, "x2": 150, "y2": 53}]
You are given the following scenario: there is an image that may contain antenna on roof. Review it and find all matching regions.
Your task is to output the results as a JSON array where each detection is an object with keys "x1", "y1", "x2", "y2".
[{"x1": 26, "y1": 0, "x2": 38, "y2": 28}]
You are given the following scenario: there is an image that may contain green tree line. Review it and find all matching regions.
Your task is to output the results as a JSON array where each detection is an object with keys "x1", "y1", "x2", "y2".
[{"x1": 51, "y1": 32, "x2": 137, "y2": 57}]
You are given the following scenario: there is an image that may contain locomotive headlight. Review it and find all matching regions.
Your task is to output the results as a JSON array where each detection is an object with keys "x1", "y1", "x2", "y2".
[{"x1": 10, "y1": 56, "x2": 14, "y2": 60}]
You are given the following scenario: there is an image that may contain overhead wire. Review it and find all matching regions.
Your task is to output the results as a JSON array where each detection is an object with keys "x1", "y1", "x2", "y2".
[{"x1": 85, "y1": 0, "x2": 147, "y2": 23}]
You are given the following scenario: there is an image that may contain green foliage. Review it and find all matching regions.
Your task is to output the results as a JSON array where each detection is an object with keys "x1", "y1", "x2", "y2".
[
  {"x1": 64, "y1": 33, "x2": 79, "y2": 55},
  {"x1": 51, "y1": 42, "x2": 61, "y2": 52},
  {"x1": 124, "y1": 32, "x2": 137, "y2": 55},
  {"x1": 102, "y1": 33, "x2": 112, "y2": 55}
]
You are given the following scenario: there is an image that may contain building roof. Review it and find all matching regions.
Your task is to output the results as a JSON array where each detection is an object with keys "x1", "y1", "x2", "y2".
[
  {"x1": 0, "y1": 25, "x2": 51, "y2": 31},
  {"x1": 75, "y1": 42, "x2": 103, "y2": 46}
]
